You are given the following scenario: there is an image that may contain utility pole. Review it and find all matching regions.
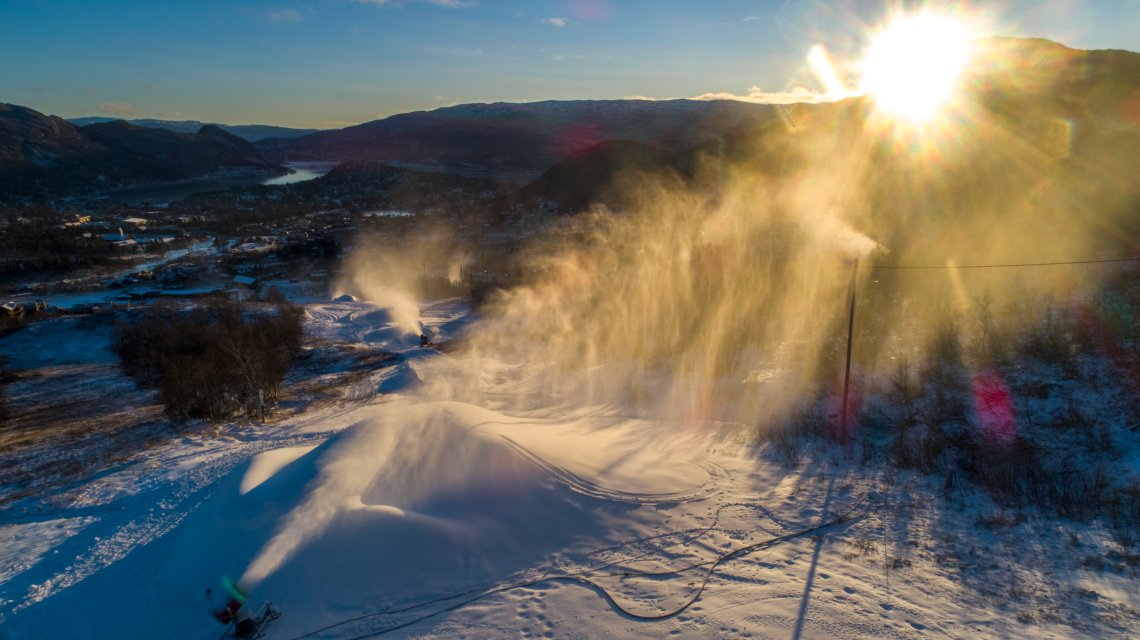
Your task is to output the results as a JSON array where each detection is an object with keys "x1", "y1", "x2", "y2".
[{"x1": 840, "y1": 258, "x2": 858, "y2": 445}]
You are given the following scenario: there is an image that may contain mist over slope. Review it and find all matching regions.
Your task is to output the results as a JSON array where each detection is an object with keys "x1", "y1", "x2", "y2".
[{"x1": 437, "y1": 35, "x2": 1140, "y2": 431}]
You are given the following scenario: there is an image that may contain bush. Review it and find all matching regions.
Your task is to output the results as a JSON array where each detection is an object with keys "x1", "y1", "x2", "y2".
[
  {"x1": 0, "y1": 355, "x2": 8, "y2": 424},
  {"x1": 972, "y1": 291, "x2": 1010, "y2": 366},
  {"x1": 115, "y1": 297, "x2": 304, "y2": 421},
  {"x1": 883, "y1": 319, "x2": 969, "y2": 472},
  {"x1": 1016, "y1": 296, "x2": 1079, "y2": 376}
]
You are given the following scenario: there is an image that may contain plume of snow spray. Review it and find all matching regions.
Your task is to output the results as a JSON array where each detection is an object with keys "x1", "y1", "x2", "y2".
[
  {"x1": 333, "y1": 227, "x2": 459, "y2": 336},
  {"x1": 244, "y1": 91, "x2": 1130, "y2": 587},
  {"x1": 241, "y1": 403, "x2": 527, "y2": 589}
]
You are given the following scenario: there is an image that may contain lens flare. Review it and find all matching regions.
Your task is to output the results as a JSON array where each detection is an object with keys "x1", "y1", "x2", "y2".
[
  {"x1": 808, "y1": 45, "x2": 849, "y2": 99},
  {"x1": 860, "y1": 13, "x2": 974, "y2": 121}
]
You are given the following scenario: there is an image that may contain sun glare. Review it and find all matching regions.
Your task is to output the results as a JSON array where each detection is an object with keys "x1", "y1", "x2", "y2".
[{"x1": 860, "y1": 13, "x2": 975, "y2": 121}]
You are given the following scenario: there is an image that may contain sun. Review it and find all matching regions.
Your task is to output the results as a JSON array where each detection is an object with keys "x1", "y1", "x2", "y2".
[{"x1": 860, "y1": 13, "x2": 975, "y2": 121}]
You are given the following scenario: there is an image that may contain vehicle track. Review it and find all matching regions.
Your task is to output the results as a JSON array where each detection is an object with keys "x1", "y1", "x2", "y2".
[{"x1": 496, "y1": 435, "x2": 727, "y2": 506}]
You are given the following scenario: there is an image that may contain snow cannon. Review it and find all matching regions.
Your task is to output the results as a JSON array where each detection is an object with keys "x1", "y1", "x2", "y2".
[{"x1": 207, "y1": 576, "x2": 281, "y2": 639}]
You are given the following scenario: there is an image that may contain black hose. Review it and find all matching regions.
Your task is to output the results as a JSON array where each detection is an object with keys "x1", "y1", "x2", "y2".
[{"x1": 287, "y1": 495, "x2": 870, "y2": 640}]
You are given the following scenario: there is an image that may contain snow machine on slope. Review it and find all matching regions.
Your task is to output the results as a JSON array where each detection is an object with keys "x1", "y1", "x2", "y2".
[{"x1": 207, "y1": 577, "x2": 281, "y2": 639}]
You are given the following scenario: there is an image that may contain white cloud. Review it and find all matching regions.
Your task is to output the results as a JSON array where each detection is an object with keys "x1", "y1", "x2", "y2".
[
  {"x1": 97, "y1": 102, "x2": 136, "y2": 117},
  {"x1": 267, "y1": 8, "x2": 303, "y2": 23},
  {"x1": 541, "y1": 17, "x2": 567, "y2": 27},
  {"x1": 691, "y1": 85, "x2": 830, "y2": 104}
]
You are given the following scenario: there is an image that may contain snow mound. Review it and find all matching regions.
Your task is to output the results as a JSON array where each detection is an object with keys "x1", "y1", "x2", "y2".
[
  {"x1": 185, "y1": 402, "x2": 639, "y2": 636},
  {"x1": 254, "y1": 403, "x2": 540, "y2": 555},
  {"x1": 8, "y1": 401, "x2": 722, "y2": 639},
  {"x1": 377, "y1": 360, "x2": 423, "y2": 394}
]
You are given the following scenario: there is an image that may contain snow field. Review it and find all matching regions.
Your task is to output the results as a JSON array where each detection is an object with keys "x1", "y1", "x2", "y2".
[{"x1": 1, "y1": 298, "x2": 1138, "y2": 639}]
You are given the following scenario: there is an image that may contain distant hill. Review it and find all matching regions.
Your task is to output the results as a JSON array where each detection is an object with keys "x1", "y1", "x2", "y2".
[
  {"x1": 0, "y1": 103, "x2": 282, "y2": 197},
  {"x1": 8, "y1": 36, "x2": 1140, "y2": 207},
  {"x1": 256, "y1": 99, "x2": 779, "y2": 176},
  {"x1": 67, "y1": 117, "x2": 318, "y2": 142},
  {"x1": 521, "y1": 140, "x2": 678, "y2": 212},
  {"x1": 518, "y1": 38, "x2": 1140, "y2": 217}
]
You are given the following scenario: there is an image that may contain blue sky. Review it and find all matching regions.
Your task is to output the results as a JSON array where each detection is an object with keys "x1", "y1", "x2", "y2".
[{"x1": 3, "y1": 0, "x2": 1139, "y2": 128}]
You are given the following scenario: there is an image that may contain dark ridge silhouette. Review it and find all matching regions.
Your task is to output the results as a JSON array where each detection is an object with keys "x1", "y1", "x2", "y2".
[
  {"x1": 0, "y1": 104, "x2": 283, "y2": 197},
  {"x1": 255, "y1": 99, "x2": 780, "y2": 175},
  {"x1": 66, "y1": 116, "x2": 319, "y2": 142}
]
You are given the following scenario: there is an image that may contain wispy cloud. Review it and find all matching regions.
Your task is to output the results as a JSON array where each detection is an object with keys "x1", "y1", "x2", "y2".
[
  {"x1": 97, "y1": 102, "x2": 136, "y2": 117},
  {"x1": 352, "y1": 0, "x2": 474, "y2": 7},
  {"x1": 426, "y1": 45, "x2": 484, "y2": 56},
  {"x1": 690, "y1": 85, "x2": 829, "y2": 104},
  {"x1": 742, "y1": 16, "x2": 764, "y2": 22},
  {"x1": 267, "y1": 8, "x2": 303, "y2": 23},
  {"x1": 541, "y1": 17, "x2": 567, "y2": 27}
]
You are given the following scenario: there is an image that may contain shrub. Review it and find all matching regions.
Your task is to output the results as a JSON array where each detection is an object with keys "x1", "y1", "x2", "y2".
[
  {"x1": 1016, "y1": 296, "x2": 1078, "y2": 375},
  {"x1": 115, "y1": 297, "x2": 304, "y2": 421},
  {"x1": 0, "y1": 355, "x2": 8, "y2": 424},
  {"x1": 973, "y1": 291, "x2": 1010, "y2": 366}
]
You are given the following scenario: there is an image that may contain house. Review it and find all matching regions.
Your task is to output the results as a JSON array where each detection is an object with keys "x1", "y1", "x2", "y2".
[
  {"x1": 62, "y1": 214, "x2": 93, "y2": 228},
  {"x1": 232, "y1": 275, "x2": 259, "y2": 289},
  {"x1": 157, "y1": 263, "x2": 204, "y2": 286},
  {"x1": 101, "y1": 233, "x2": 138, "y2": 249}
]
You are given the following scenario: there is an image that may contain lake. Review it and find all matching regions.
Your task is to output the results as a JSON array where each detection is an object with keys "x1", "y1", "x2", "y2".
[{"x1": 263, "y1": 161, "x2": 339, "y2": 185}]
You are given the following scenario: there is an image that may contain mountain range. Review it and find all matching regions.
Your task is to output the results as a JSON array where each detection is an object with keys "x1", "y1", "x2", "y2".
[
  {"x1": 2, "y1": 37, "x2": 1139, "y2": 203},
  {"x1": 254, "y1": 99, "x2": 777, "y2": 177},
  {"x1": 66, "y1": 117, "x2": 318, "y2": 142},
  {"x1": 0, "y1": 103, "x2": 280, "y2": 197}
]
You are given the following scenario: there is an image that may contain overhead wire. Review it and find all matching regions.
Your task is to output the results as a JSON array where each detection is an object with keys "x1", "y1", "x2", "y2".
[{"x1": 865, "y1": 256, "x2": 1140, "y2": 270}]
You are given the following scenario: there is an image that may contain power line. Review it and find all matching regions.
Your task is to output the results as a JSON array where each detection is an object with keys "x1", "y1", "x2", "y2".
[{"x1": 866, "y1": 256, "x2": 1140, "y2": 270}]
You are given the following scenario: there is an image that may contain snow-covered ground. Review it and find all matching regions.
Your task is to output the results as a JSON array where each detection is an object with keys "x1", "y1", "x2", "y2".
[{"x1": 1, "y1": 298, "x2": 1138, "y2": 639}]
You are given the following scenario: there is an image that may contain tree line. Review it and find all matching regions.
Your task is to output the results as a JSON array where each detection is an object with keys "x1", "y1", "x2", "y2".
[{"x1": 114, "y1": 291, "x2": 304, "y2": 421}]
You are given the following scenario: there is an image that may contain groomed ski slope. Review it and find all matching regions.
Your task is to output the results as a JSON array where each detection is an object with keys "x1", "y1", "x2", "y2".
[{"x1": 2, "y1": 299, "x2": 1138, "y2": 639}]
